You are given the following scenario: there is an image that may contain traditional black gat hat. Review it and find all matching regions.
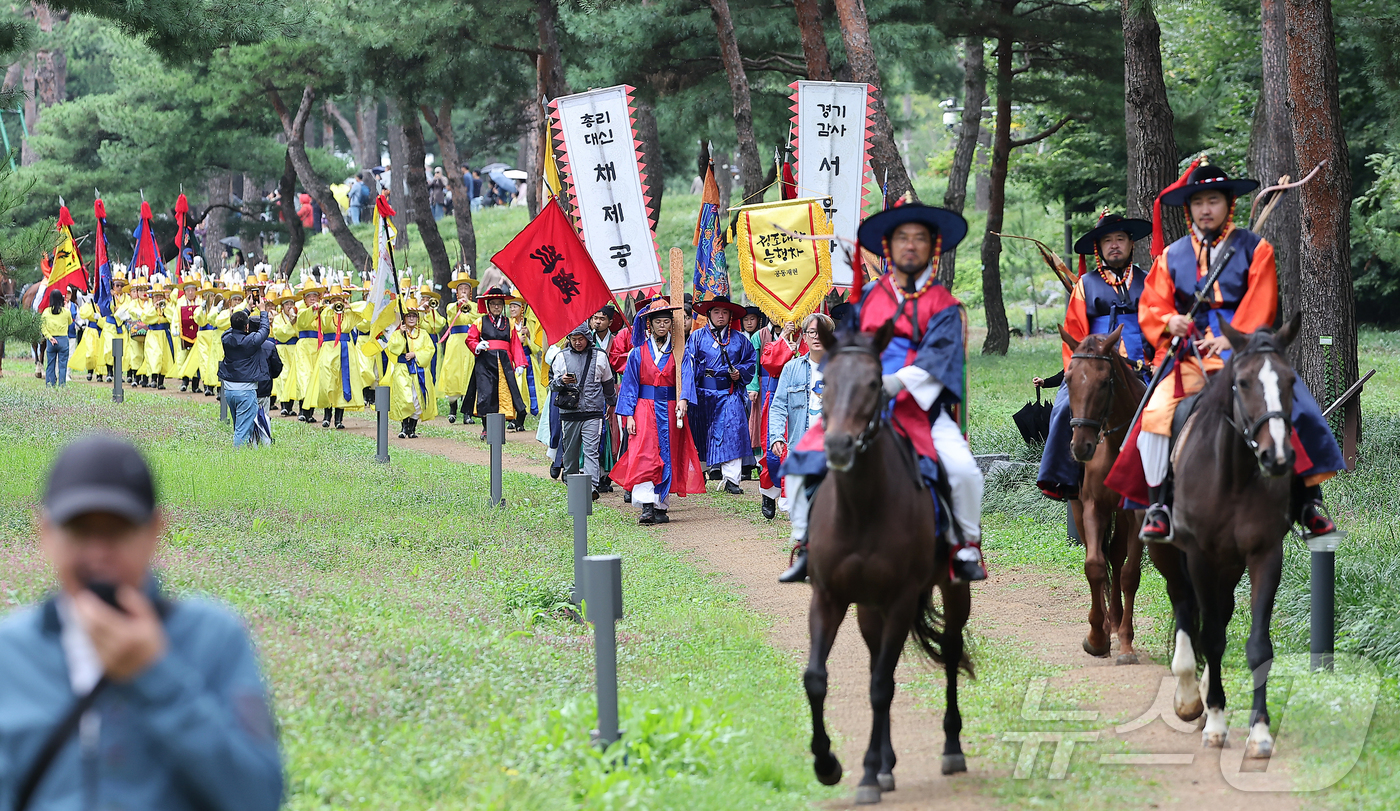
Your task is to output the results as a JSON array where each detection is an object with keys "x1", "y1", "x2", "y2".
[
  {"x1": 1073, "y1": 212, "x2": 1152, "y2": 255},
  {"x1": 1159, "y1": 164, "x2": 1259, "y2": 208},
  {"x1": 856, "y1": 202, "x2": 968, "y2": 258}
]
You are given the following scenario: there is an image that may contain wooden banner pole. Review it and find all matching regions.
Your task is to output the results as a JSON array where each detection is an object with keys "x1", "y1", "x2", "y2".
[{"x1": 669, "y1": 247, "x2": 687, "y2": 427}]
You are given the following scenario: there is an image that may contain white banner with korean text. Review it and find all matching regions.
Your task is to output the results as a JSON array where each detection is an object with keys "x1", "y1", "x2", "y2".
[
  {"x1": 550, "y1": 85, "x2": 663, "y2": 293},
  {"x1": 791, "y1": 80, "x2": 873, "y2": 288}
]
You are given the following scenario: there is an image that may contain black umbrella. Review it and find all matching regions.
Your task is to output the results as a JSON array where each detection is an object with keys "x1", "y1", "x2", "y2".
[
  {"x1": 219, "y1": 236, "x2": 243, "y2": 249},
  {"x1": 1012, "y1": 371, "x2": 1061, "y2": 446}
]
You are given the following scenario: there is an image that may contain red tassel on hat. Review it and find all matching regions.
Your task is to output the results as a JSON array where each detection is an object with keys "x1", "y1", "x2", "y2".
[
  {"x1": 1077, "y1": 254, "x2": 1087, "y2": 278},
  {"x1": 849, "y1": 241, "x2": 865, "y2": 304},
  {"x1": 1152, "y1": 157, "x2": 1202, "y2": 258}
]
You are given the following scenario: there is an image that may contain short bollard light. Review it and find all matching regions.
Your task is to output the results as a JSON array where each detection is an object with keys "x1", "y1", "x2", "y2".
[
  {"x1": 566, "y1": 473, "x2": 593, "y2": 605},
  {"x1": 375, "y1": 385, "x2": 390, "y2": 464},
  {"x1": 485, "y1": 412, "x2": 506, "y2": 508},
  {"x1": 1309, "y1": 530, "x2": 1345, "y2": 672},
  {"x1": 583, "y1": 554, "x2": 623, "y2": 748},
  {"x1": 111, "y1": 337, "x2": 124, "y2": 403}
]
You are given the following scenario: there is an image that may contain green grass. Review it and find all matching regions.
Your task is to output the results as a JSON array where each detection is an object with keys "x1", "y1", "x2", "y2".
[{"x1": 0, "y1": 379, "x2": 833, "y2": 810}]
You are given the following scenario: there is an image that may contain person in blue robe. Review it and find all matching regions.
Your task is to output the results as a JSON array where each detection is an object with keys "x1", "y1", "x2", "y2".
[{"x1": 683, "y1": 294, "x2": 757, "y2": 495}]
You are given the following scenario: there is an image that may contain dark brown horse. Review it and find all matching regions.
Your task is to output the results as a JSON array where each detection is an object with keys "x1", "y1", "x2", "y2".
[
  {"x1": 803, "y1": 319, "x2": 972, "y2": 805},
  {"x1": 1164, "y1": 313, "x2": 1304, "y2": 758},
  {"x1": 20, "y1": 282, "x2": 46, "y2": 377},
  {"x1": 1061, "y1": 325, "x2": 1149, "y2": 663}
]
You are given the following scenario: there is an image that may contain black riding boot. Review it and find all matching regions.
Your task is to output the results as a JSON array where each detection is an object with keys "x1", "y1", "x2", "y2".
[
  {"x1": 639, "y1": 502, "x2": 656, "y2": 525},
  {"x1": 948, "y1": 537, "x2": 988, "y2": 583},
  {"x1": 761, "y1": 495, "x2": 776, "y2": 520},
  {"x1": 399, "y1": 419, "x2": 410, "y2": 439},
  {"x1": 406, "y1": 418, "x2": 418, "y2": 438},
  {"x1": 300, "y1": 405, "x2": 313, "y2": 422},
  {"x1": 1141, "y1": 485, "x2": 1173, "y2": 542},
  {"x1": 363, "y1": 387, "x2": 376, "y2": 406},
  {"x1": 652, "y1": 506, "x2": 669, "y2": 524},
  {"x1": 156, "y1": 374, "x2": 166, "y2": 390},
  {"x1": 333, "y1": 408, "x2": 345, "y2": 429},
  {"x1": 180, "y1": 377, "x2": 189, "y2": 392},
  {"x1": 448, "y1": 400, "x2": 458, "y2": 424},
  {"x1": 1299, "y1": 483, "x2": 1337, "y2": 536},
  {"x1": 779, "y1": 539, "x2": 808, "y2": 583},
  {"x1": 322, "y1": 408, "x2": 333, "y2": 428}
]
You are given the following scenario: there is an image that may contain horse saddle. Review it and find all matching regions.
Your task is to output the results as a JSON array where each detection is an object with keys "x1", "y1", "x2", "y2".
[{"x1": 1170, "y1": 391, "x2": 1203, "y2": 458}]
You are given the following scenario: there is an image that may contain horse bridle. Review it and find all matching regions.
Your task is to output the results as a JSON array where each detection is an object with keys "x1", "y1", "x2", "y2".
[
  {"x1": 1068, "y1": 351, "x2": 1129, "y2": 443},
  {"x1": 832, "y1": 345, "x2": 888, "y2": 455},
  {"x1": 1226, "y1": 345, "x2": 1293, "y2": 454}
]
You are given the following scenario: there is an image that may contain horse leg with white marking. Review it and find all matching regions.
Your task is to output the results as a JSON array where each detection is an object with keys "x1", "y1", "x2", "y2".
[
  {"x1": 1191, "y1": 555, "x2": 1240, "y2": 747},
  {"x1": 1153, "y1": 543, "x2": 1203, "y2": 721},
  {"x1": 1243, "y1": 541, "x2": 1284, "y2": 758},
  {"x1": 805, "y1": 588, "x2": 847, "y2": 786}
]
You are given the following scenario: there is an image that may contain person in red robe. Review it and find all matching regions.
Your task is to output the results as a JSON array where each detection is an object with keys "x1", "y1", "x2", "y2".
[{"x1": 611, "y1": 298, "x2": 705, "y2": 525}]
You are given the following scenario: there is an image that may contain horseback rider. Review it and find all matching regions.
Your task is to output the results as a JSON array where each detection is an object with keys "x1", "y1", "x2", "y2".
[
  {"x1": 781, "y1": 203, "x2": 987, "y2": 584},
  {"x1": 1136, "y1": 163, "x2": 1346, "y2": 541},
  {"x1": 1037, "y1": 212, "x2": 1152, "y2": 500}
]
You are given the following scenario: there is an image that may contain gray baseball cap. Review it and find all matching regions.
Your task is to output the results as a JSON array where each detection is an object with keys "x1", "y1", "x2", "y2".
[{"x1": 42, "y1": 434, "x2": 156, "y2": 525}]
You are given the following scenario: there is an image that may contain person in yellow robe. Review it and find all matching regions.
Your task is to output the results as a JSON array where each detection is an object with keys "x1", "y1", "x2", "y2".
[
  {"x1": 440, "y1": 270, "x2": 479, "y2": 424},
  {"x1": 309, "y1": 283, "x2": 372, "y2": 428},
  {"x1": 174, "y1": 279, "x2": 201, "y2": 375},
  {"x1": 139, "y1": 280, "x2": 179, "y2": 388},
  {"x1": 68, "y1": 292, "x2": 103, "y2": 381},
  {"x1": 384, "y1": 296, "x2": 439, "y2": 437},
  {"x1": 269, "y1": 285, "x2": 303, "y2": 416},
  {"x1": 178, "y1": 280, "x2": 220, "y2": 395},
  {"x1": 88, "y1": 270, "x2": 129, "y2": 383},
  {"x1": 293, "y1": 276, "x2": 328, "y2": 421},
  {"x1": 120, "y1": 277, "x2": 149, "y2": 386}
]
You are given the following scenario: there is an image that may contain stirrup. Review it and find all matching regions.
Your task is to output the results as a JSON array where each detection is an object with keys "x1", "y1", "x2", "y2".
[
  {"x1": 779, "y1": 544, "x2": 808, "y2": 583},
  {"x1": 949, "y1": 544, "x2": 987, "y2": 584},
  {"x1": 1140, "y1": 504, "x2": 1174, "y2": 543}
]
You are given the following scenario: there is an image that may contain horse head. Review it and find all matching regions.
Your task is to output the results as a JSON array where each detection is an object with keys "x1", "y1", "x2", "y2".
[
  {"x1": 821, "y1": 318, "x2": 894, "y2": 472},
  {"x1": 1218, "y1": 312, "x2": 1301, "y2": 477},
  {"x1": 1060, "y1": 324, "x2": 1124, "y2": 463}
]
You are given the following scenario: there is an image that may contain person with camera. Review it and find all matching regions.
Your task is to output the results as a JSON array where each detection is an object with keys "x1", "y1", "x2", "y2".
[
  {"x1": 0, "y1": 435, "x2": 282, "y2": 810},
  {"x1": 219, "y1": 294, "x2": 272, "y2": 447},
  {"x1": 551, "y1": 321, "x2": 617, "y2": 498}
]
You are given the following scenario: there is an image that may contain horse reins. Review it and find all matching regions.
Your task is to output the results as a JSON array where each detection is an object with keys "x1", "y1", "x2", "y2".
[
  {"x1": 1067, "y1": 350, "x2": 1132, "y2": 444},
  {"x1": 832, "y1": 345, "x2": 887, "y2": 455}
]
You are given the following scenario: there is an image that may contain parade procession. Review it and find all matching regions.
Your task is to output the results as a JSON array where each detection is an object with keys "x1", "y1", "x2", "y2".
[{"x1": 1, "y1": 0, "x2": 1395, "y2": 809}]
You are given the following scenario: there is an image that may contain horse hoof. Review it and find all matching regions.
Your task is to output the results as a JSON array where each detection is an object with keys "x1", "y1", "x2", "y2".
[
  {"x1": 942, "y1": 753, "x2": 967, "y2": 774},
  {"x1": 814, "y1": 755, "x2": 843, "y2": 786},
  {"x1": 1083, "y1": 636, "x2": 1111, "y2": 658},
  {"x1": 1202, "y1": 729, "x2": 1228, "y2": 748},
  {"x1": 1174, "y1": 687, "x2": 1204, "y2": 722},
  {"x1": 855, "y1": 785, "x2": 882, "y2": 805},
  {"x1": 1116, "y1": 652, "x2": 1140, "y2": 666},
  {"x1": 1245, "y1": 737, "x2": 1273, "y2": 759},
  {"x1": 877, "y1": 772, "x2": 895, "y2": 792}
]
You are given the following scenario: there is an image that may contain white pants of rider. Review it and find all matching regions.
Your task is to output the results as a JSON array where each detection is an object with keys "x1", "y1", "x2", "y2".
[
  {"x1": 630, "y1": 481, "x2": 668, "y2": 510},
  {"x1": 1137, "y1": 430, "x2": 1170, "y2": 488},
  {"x1": 932, "y1": 411, "x2": 982, "y2": 544}
]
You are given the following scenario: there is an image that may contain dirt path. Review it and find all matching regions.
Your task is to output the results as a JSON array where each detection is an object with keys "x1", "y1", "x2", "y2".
[{"x1": 153, "y1": 387, "x2": 1299, "y2": 809}]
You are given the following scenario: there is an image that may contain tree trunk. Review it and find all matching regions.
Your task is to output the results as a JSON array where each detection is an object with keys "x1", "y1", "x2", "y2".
[
  {"x1": 398, "y1": 101, "x2": 453, "y2": 299},
  {"x1": 1284, "y1": 0, "x2": 1355, "y2": 416},
  {"x1": 20, "y1": 61, "x2": 36, "y2": 165},
  {"x1": 832, "y1": 0, "x2": 916, "y2": 201},
  {"x1": 421, "y1": 101, "x2": 478, "y2": 279},
  {"x1": 357, "y1": 98, "x2": 380, "y2": 170},
  {"x1": 715, "y1": 148, "x2": 734, "y2": 220},
  {"x1": 634, "y1": 98, "x2": 663, "y2": 232},
  {"x1": 385, "y1": 98, "x2": 410, "y2": 251},
  {"x1": 325, "y1": 100, "x2": 362, "y2": 166},
  {"x1": 1122, "y1": 0, "x2": 1182, "y2": 268},
  {"x1": 524, "y1": 105, "x2": 542, "y2": 218},
  {"x1": 792, "y1": 0, "x2": 833, "y2": 81},
  {"x1": 709, "y1": 0, "x2": 765, "y2": 205},
  {"x1": 974, "y1": 126, "x2": 991, "y2": 210},
  {"x1": 203, "y1": 173, "x2": 232, "y2": 271},
  {"x1": 1256, "y1": 0, "x2": 1299, "y2": 322},
  {"x1": 939, "y1": 37, "x2": 984, "y2": 288},
  {"x1": 277, "y1": 150, "x2": 305, "y2": 277},
  {"x1": 268, "y1": 86, "x2": 372, "y2": 274},
  {"x1": 980, "y1": 34, "x2": 1013, "y2": 356}
]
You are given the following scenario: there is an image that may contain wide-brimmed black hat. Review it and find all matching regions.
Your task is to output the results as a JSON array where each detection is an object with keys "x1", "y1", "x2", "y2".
[
  {"x1": 693, "y1": 294, "x2": 747, "y2": 321},
  {"x1": 1159, "y1": 164, "x2": 1260, "y2": 207},
  {"x1": 857, "y1": 203, "x2": 968, "y2": 258},
  {"x1": 1073, "y1": 212, "x2": 1152, "y2": 255},
  {"x1": 742, "y1": 305, "x2": 769, "y2": 326}
]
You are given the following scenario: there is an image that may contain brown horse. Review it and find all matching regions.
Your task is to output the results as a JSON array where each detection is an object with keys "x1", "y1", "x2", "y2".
[
  {"x1": 20, "y1": 282, "x2": 46, "y2": 377},
  {"x1": 1163, "y1": 314, "x2": 1304, "y2": 758},
  {"x1": 1061, "y1": 325, "x2": 1199, "y2": 669},
  {"x1": 803, "y1": 319, "x2": 972, "y2": 805}
]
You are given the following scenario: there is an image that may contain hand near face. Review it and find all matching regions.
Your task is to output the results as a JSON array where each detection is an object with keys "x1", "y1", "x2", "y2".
[{"x1": 72, "y1": 585, "x2": 167, "y2": 682}]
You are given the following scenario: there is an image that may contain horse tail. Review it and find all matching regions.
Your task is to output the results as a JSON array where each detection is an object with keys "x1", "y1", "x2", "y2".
[{"x1": 911, "y1": 586, "x2": 974, "y2": 678}]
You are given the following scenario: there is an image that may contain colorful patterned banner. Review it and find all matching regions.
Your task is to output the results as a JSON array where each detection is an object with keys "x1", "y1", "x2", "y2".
[
  {"x1": 790, "y1": 80, "x2": 874, "y2": 288},
  {"x1": 549, "y1": 85, "x2": 663, "y2": 293},
  {"x1": 733, "y1": 197, "x2": 833, "y2": 326}
]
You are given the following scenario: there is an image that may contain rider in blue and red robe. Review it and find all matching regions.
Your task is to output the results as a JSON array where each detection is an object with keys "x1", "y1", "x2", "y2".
[
  {"x1": 781, "y1": 203, "x2": 987, "y2": 584},
  {"x1": 1037, "y1": 212, "x2": 1153, "y2": 500},
  {"x1": 612, "y1": 298, "x2": 706, "y2": 525}
]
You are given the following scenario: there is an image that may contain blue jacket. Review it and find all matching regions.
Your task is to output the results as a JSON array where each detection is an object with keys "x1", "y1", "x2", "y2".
[
  {"x1": 768, "y1": 354, "x2": 817, "y2": 448},
  {"x1": 219, "y1": 315, "x2": 271, "y2": 384},
  {"x1": 0, "y1": 591, "x2": 283, "y2": 811}
]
